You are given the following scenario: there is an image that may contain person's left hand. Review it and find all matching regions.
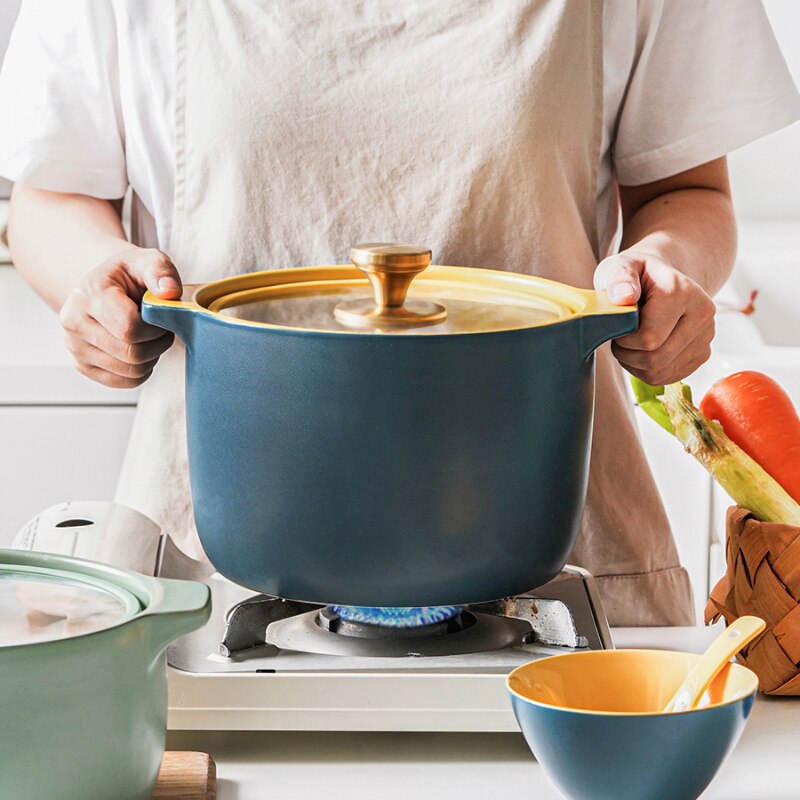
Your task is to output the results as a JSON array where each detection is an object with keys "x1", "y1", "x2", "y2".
[{"x1": 593, "y1": 249, "x2": 716, "y2": 385}]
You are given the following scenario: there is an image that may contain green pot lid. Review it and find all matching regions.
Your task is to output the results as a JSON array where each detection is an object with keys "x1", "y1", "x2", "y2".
[{"x1": 0, "y1": 564, "x2": 141, "y2": 647}]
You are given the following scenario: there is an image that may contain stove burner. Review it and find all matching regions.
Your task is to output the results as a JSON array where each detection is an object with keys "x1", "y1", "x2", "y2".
[
  {"x1": 202, "y1": 566, "x2": 613, "y2": 664},
  {"x1": 266, "y1": 607, "x2": 531, "y2": 657},
  {"x1": 327, "y1": 604, "x2": 462, "y2": 628},
  {"x1": 319, "y1": 607, "x2": 473, "y2": 639}
]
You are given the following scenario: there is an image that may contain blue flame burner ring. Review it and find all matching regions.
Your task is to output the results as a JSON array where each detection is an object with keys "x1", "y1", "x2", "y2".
[{"x1": 329, "y1": 605, "x2": 462, "y2": 628}]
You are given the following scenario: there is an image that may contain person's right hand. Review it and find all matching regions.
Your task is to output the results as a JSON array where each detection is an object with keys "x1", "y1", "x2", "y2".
[{"x1": 59, "y1": 244, "x2": 183, "y2": 388}]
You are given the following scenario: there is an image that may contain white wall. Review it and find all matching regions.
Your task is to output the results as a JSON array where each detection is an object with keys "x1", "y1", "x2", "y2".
[{"x1": 729, "y1": 0, "x2": 800, "y2": 222}]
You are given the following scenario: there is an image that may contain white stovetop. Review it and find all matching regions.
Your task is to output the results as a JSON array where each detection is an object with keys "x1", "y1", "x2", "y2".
[{"x1": 165, "y1": 627, "x2": 800, "y2": 800}]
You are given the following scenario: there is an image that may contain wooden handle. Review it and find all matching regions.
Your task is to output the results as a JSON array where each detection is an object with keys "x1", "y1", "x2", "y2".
[{"x1": 152, "y1": 751, "x2": 216, "y2": 800}]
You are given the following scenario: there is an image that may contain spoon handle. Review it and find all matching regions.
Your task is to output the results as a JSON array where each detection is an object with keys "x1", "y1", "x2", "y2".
[{"x1": 663, "y1": 615, "x2": 766, "y2": 713}]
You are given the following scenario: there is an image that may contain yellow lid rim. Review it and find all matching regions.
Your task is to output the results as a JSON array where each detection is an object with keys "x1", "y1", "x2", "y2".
[{"x1": 179, "y1": 264, "x2": 630, "y2": 336}]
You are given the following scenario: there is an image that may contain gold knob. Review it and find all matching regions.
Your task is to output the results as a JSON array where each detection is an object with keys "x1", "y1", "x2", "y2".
[{"x1": 334, "y1": 243, "x2": 447, "y2": 329}]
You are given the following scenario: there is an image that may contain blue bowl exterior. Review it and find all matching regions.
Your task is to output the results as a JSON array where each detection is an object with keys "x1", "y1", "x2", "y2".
[{"x1": 509, "y1": 691, "x2": 755, "y2": 800}]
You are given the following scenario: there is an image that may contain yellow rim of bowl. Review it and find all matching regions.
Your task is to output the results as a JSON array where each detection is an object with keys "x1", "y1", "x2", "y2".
[{"x1": 505, "y1": 649, "x2": 759, "y2": 717}]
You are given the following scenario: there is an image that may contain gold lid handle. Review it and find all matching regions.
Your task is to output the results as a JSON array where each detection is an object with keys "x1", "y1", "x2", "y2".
[{"x1": 334, "y1": 243, "x2": 447, "y2": 329}]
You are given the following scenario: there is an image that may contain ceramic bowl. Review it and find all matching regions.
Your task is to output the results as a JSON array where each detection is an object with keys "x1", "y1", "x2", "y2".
[{"x1": 507, "y1": 649, "x2": 758, "y2": 800}]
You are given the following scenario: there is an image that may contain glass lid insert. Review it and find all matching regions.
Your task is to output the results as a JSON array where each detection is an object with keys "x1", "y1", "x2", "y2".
[
  {"x1": 214, "y1": 282, "x2": 566, "y2": 334},
  {"x1": 0, "y1": 568, "x2": 140, "y2": 647},
  {"x1": 205, "y1": 244, "x2": 578, "y2": 335}
]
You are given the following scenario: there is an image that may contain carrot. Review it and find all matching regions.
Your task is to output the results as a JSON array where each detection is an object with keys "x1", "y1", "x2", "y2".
[{"x1": 700, "y1": 371, "x2": 800, "y2": 504}]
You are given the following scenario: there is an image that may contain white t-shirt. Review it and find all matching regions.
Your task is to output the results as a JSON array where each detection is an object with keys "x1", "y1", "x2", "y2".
[{"x1": 0, "y1": 0, "x2": 798, "y2": 258}]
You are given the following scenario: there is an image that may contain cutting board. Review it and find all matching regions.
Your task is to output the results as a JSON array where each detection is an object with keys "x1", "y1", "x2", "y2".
[{"x1": 152, "y1": 751, "x2": 216, "y2": 800}]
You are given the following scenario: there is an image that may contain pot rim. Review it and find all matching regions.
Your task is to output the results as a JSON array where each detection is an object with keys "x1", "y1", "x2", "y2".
[
  {"x1": 144, "y1": 264, "x2": 636, "y2": 338},
  {"x1": 0, "y1": 549, "x2": 190, "y2": 652}
]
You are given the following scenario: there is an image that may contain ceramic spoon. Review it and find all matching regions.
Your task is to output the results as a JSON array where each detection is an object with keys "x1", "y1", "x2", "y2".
[{"x1": 663, "y1": 615, "x2": 766, "y2": 713}]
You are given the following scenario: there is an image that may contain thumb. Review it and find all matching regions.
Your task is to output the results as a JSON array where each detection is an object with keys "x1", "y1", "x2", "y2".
[
  {"x1": 131, "y1": 249, "x2": 183, "y2": 300},
  {"x1": 593, "y1": 253, "x2": 643, "y2": 306}
]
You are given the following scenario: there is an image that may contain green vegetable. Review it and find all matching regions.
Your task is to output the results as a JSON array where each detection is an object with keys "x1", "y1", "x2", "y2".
[
  {"x1": 631, "y1": 377, "x2": 800, "y2": 526},
  {"x1": 630, "y1": 379, "x2": 671, "y2": 434}
]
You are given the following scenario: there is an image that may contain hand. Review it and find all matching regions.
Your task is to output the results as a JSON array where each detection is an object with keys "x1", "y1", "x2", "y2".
[
  {"x1": 59, "y1": 245, "x2": 183, "y2": 388},
  {"x1": 593, "y1": 250, "x2": 716, "y2": 385}
]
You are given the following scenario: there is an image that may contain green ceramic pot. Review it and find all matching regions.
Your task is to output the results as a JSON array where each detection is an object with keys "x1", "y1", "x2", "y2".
[{"x1": 0, "y1": 549, "x2": 211, "y2": 800}]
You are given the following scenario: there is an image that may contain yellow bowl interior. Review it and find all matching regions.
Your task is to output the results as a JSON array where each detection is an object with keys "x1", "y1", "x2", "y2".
[{"x1": 507, "y1": 649, "x2": 758, "y2": 716}]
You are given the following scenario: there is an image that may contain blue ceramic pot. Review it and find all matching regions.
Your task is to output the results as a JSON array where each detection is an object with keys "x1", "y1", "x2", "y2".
[
  {"x1": 507, "y1": 649, "x2": 758, "y2": 800},
  {"x1": 142, "y1": 259, "x2": 636, "y2": 606}
]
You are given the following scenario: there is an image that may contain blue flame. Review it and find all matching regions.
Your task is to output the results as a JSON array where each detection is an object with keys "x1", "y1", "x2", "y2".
[{"x1": 329, "y1": 605, "x2": 461, "y2": 628}]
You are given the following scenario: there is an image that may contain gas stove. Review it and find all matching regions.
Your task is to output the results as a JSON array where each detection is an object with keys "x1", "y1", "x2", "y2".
[{"x1": 16, "y1": 502, "x2": 613, "y2": 732}]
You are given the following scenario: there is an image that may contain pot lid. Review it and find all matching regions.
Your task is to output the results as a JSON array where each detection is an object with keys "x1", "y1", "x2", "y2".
[
  {"x1": 0, "y1": 564, "x2": 141, "y2": 647},
  {"x1": 200, "y1": 243, "x2": 586, "y2": 335}
]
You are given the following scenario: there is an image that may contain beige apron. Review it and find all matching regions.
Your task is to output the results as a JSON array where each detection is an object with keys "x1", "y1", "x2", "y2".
[{"x1": 116, "y1": 0, "x2": 694, "y2": 626}]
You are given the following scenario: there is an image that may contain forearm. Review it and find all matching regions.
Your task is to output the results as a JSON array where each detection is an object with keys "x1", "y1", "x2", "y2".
[
  {"x1": 619, "y1": 185, "x2": 737, "y2": 297},
  {"x1": 600, "y1": 159, "x2": 736, "y2": 385},
  {"x1": 8, "y1": 184, "x2": 132, "y2": 310}
]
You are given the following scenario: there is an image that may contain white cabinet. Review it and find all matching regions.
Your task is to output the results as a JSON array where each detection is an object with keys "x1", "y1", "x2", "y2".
[
  {"x1": 0, "y1": 265, "x2": 140, "y2": 406},
  {"x1": 709, "y1": 483, "x2": 735, "y2": 598},
  {"x1": 0, "y1": 406, "x2": 135, "y2": 545},
  {"x1": 634, "y1": 407, "x2": 712, "y2": 622},
  {"x1": 0, "y1": 255, "x2": 138, "y2": 544}
]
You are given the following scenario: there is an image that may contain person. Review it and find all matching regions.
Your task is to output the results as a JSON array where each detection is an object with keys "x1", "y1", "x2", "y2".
[{"x1": 1, "y1": 1, "x2": 798, "y2": 626}]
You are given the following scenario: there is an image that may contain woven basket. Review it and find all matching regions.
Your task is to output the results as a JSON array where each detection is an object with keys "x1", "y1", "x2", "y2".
[{"x1": 705, "y1": 506, "x2": 800, "y2": 695}]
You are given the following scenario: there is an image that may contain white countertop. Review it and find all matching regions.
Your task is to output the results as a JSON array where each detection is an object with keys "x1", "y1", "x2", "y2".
[{"x1": 165, "y1": 626, "x2": 800, "y2": 800}]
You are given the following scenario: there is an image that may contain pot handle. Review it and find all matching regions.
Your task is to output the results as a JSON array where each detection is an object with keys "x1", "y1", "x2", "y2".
[
  {"x1": 141, "y1": 286, "x2": 203, "y2": 345},
  {"x1": 578, "y1": 290, "x2": 639, "y2": 359},
  {"x1": 136, "y1": 576, "x2": 211, "y2": 656}
]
